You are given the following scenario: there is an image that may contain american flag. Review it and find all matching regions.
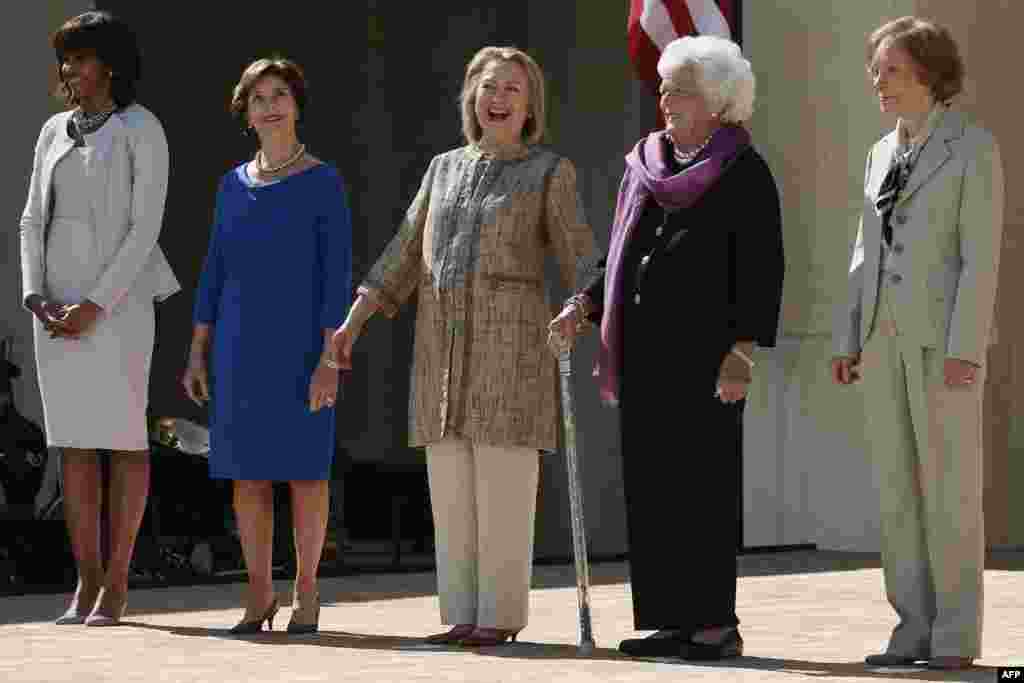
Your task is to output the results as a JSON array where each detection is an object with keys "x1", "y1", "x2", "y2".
[{"x1": 628, "y1": 0, "x2": 740, "y2": 97}]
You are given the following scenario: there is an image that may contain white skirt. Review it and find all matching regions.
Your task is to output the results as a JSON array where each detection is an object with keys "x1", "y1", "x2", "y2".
[{"x1": 34, "y1": 218, "x2": 155, "y2": 451}]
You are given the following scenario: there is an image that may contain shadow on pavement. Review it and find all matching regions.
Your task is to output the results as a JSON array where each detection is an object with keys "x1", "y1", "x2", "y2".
[
  {"x1": 118, "y1": 622, "x2": 1000, "y2": 681},
  {"x1": 3, "y1": 550, "x2": 1021, "y2": 626}
]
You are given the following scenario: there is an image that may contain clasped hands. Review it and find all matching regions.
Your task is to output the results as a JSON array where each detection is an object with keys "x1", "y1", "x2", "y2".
[
  {"x1": 831, "y1": 354, "x2": 980, "y2": 388},
  {"x1": 28, "y1": 296, "x2": 103, "y2": 340}
]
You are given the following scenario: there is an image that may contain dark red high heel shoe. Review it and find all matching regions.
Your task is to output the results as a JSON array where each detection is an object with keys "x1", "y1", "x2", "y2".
[
  {"x1": 424, "y1": 623, "x2": 476, "y2": 644},
  {"x1": 458, "y1": 627, "x2": 521, "y2": 646}
]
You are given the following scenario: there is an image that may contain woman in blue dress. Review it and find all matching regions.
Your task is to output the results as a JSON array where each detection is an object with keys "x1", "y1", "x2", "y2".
[{"x1": 183, "y1": 57, "x2": 351, "y2": 635}]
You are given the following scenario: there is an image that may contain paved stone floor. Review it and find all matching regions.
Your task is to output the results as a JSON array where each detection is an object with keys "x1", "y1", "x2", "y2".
[{"x1": 1, "y1": 551, "x2": 1021, "y2": 682}]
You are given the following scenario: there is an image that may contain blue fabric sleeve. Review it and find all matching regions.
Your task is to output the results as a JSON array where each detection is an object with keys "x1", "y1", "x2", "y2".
[
  {"x1": 318, "y1": 169, "x2": 353, "y2": 329},
  {"x1": 193, "y1": 178, "x2": 228, "y2": 324}
]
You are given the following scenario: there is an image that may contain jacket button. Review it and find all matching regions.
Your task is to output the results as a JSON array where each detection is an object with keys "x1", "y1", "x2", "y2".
[
  {"x1": 893, "y1": 242, "x2": 905, "y2": 254},
  {"x1": 634, "y1": 293, "x2": 641, "y2": 304},
  {"x1": 890, "y1": 273, "x2": 903, "y2": 284},
  {"x1": 655, "y1": 226, "x2": 664, "y2": 237}
]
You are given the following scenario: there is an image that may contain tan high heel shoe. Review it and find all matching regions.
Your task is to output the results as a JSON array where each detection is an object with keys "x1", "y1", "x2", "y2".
[{"x1": 286, "y1": 588, "x2": 320, "y2": 634}]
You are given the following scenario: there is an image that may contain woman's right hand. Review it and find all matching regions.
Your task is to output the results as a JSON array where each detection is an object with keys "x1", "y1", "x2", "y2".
[
  {"x1": 330, "y1": 322, "x2": 360, "y2": 370},
  {"x1": 182, "y1": 352, "x2": 211, "y2": 405},
  {"x1": 26, "y1": 295, "x2": 62, "y2": 328},
  {"x1": 830, "y1": 354, "x2": 861, "y2": 385},
  {"x1": 547, "y1": 304, "x2": 580, "y2": 357}
]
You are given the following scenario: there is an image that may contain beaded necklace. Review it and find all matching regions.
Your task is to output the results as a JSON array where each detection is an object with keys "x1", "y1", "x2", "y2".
[{"x1": 71, "y1": 103, "x2": 117, "y2": 137}]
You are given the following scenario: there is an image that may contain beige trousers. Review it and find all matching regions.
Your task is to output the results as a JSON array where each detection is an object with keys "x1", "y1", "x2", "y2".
[
  {"x1": 425, "y1": 437, "x2": 540, "y2": 630},
  {"x1": 860, "y1": 283, "x2": 985, "y2": 658}
]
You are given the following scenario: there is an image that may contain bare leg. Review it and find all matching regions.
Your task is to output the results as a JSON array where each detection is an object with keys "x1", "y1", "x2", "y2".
[
  {"x1": 90, "y1": 450, "x2": 150, "y2": 618},
  {"x1": 289, "y1": 479, "x2": 328, "y2": 599},
  {"x1": 234, "y1": 480, "x2": 277, "y2": 619},
  {"x1": 59, "y1": 449, "x2": 103, "y2": 619}
]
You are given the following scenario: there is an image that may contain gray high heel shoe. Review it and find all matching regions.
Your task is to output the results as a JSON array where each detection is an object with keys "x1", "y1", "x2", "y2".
[{"x1": 56, "y1": 584, "x2": 100, "y2": 625}]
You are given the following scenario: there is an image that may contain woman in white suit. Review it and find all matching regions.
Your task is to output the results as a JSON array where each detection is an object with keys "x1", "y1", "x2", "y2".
[
  {"x1": 832, "y1": 17, "x2": 1003, "y2": 671},
  {"x1": 19, "y1": 11, "x2": 179, "y2": 626}
]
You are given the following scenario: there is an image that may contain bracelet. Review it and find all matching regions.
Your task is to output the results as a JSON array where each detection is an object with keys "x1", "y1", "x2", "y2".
[
  {"x1": 730, "y1": 347, "x2": 755, "y2": 368},
  {"x1": 565, "y1": 294, "x2": 590, "y2": 332},
  {"x1": 323, "y1": 358, "x2": 342, "y2": 370}
]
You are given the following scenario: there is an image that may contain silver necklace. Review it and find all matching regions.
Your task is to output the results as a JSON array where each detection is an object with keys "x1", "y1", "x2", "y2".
[{"x1": 72, "y1": 103, "x2": 117, "y2": 137}]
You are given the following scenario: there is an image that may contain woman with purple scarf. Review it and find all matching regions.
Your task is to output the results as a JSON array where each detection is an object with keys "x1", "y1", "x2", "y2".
[{"x1": 550, "y1": 35, "x2": 784, "y2": 660}]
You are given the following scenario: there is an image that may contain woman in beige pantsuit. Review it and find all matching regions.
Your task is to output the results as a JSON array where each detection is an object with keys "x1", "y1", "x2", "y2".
[
  {"x1": 832, "y1": 17, "x2": 1003, "y2": 671},
  {"x1": 332, "y1": 46, "x2": 598, "y2": 646},
  {"x1": 19, "y1": 11, "x2": 179, "y2": 626}
]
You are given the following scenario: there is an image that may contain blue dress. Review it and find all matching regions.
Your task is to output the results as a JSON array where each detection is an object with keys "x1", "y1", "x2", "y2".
[{"x1": 194, "y1": 163, "x2": 352, "y2": 480}]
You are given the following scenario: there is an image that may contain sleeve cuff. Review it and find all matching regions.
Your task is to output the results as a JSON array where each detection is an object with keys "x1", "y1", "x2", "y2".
[{"x1": 357, "y1": 283, "x2": 399, "y2": 318}]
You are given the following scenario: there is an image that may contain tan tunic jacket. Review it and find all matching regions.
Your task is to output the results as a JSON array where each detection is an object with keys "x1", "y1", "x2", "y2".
[{"x1": 359, "y1": 144, "x2": 598, "y2": 451}]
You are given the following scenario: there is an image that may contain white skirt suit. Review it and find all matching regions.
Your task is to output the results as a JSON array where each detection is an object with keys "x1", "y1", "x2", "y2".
[{"x1": 19, "y1": 104, "x2": 180, "y2": 451}]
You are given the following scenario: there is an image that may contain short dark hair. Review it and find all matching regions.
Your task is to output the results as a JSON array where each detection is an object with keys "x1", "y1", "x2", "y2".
[
  {"x1": 52, "y1": 11, "x2": 141, "y2": 108},
  {"x1": 868, "y1": 16, "x2": 964, "y2": 102},
  {"x1": 230, "y1": 57, "x2": 308, "y2": 129}
]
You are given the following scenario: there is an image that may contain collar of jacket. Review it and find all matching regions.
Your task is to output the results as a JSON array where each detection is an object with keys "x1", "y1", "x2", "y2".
[{"x1": 873, "y1": 106, "x2": 967, "y2": 207}]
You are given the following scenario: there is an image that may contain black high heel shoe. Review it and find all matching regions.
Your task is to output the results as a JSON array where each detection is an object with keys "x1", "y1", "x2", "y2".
[
  {"x1": 286, "y1": 590, "x2": 320, "y2": 635},
  {"x1": 229, "y1": 598, "x2": 280, "y2": 635}
]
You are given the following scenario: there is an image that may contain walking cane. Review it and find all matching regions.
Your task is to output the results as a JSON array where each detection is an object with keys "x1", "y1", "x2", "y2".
[{"x1": 557, "y1": 346, "x2": 596, "y2": 655}]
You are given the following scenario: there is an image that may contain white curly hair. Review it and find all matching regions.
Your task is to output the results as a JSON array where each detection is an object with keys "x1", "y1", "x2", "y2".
[{"x1": 657, "y1": 35, "x2": 755, "y2": 123}]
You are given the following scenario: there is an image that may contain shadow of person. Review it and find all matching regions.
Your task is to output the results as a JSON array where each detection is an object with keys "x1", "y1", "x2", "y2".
[{"x1": 117, "y1": 623, "x2": 1000, "y2": 680}]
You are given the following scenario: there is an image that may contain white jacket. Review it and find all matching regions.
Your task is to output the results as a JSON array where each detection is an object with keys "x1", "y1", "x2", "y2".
[{"x1": 19, "y1": 103, "x2": 180, "y2": 312}]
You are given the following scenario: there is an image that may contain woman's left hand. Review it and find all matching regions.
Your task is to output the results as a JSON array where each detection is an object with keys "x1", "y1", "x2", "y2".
[
  {"x1": 716, "y1": 346, "x2": 753, "y2": 404},
  {"x1": 715, "y1": 379, "x2": 748, "y2": 404},
  {"x1": 944, "y1": 358, "x2": 980, "y2": 389},
  {"x1": 49, "y1": 301, "x2": 103, "y2": 339},
  {"x1": 309, "y1": 360, "x2": 340, "y2": 412}
]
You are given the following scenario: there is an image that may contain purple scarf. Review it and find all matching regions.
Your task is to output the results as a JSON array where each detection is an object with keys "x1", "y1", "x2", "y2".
[{"x1": 596, "y1": 125, "x2": 752, "y2": 405}]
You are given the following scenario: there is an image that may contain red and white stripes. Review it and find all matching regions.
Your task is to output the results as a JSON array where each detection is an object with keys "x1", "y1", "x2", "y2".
[{"x1": 628, "y1": 0, "x2": 739, "y2": 95}]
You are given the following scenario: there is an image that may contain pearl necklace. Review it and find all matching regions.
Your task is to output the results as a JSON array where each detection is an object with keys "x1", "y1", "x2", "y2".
[
  {"x1": 257, "y1": 143, "x2": 306, "y2": 174},
  {"x1": 669, "y1": 131, "x2": 715, "y2": 166}
]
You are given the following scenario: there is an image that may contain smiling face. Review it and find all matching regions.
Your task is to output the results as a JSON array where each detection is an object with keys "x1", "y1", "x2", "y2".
[
  {"x1": 246, "y1": 74, "x2": 298, "y2": 137},
  {"x1": 60, "y1": 48, "x2": 112, "y2": 108},
  {"x1": 870, "y1": 39, "x2": 935, "y2": 120},
  {"x1": 473, "y1": 59, "x2": 530, "y2": 144},
  {"x1": 659, "y1": 64, "x2": 717, "y2": 147}
]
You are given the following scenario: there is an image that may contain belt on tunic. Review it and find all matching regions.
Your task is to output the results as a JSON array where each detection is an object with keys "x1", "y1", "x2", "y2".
[{"x1": 482, "y1": 274, "x2": 543, "y2": 292}]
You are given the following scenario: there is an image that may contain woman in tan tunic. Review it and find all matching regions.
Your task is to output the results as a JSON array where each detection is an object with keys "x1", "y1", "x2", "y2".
[{"x1": 332, "y1": 46, "x2": 597, "y2": 646}]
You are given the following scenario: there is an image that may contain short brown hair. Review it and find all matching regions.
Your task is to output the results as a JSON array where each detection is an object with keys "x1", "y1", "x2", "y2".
[
  {"x1": 460, "y1": 47, "x2": 547, "y2": 145},
  {"x1": 230, "y1": 57, "x2": 308, "y2": 128},
  {"x1": 867, "y1": 16, "x2": 964, "y2": 102}
]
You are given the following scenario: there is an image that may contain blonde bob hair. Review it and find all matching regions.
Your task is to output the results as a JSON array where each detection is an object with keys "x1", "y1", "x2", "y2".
[
  {"x1": 657, "y1": 35, "x2": 755, "y2": 123},
  {"x1": 460, "y1": 46, "x2": 546, "y2": 145}
]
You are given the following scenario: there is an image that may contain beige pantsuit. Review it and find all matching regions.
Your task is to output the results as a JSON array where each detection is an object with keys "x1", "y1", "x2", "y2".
[
  {"x1": 861, "y1": 284, "x2": 986, "y2": 657},
  {"x1": 835, "y1": 107, "x2": 1004, "y2": 658},
  {"x1": 426, "y1": 438, "x2": 540, "y2": 630}
]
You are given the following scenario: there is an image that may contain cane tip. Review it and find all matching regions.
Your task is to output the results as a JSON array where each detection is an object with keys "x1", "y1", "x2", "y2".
[{"x1": 577, "y1": 641, "x2": 596, "y2": 656}]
